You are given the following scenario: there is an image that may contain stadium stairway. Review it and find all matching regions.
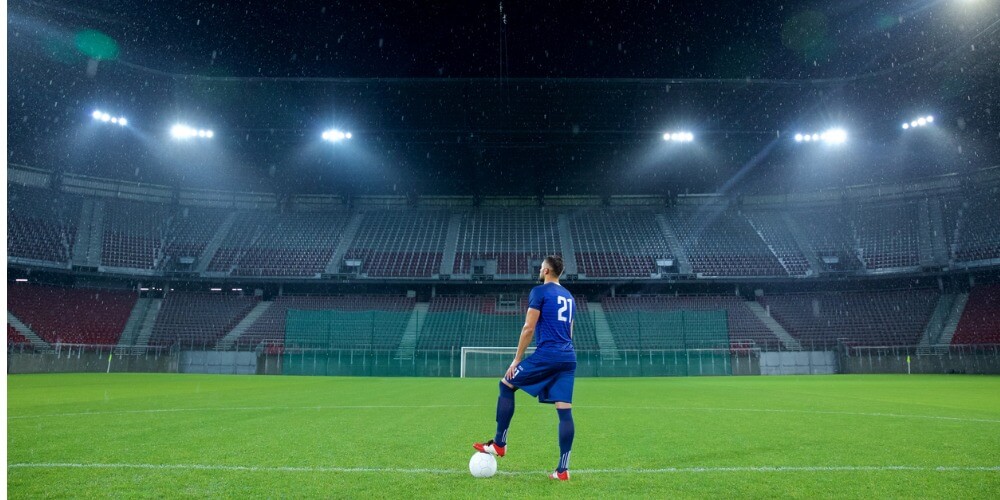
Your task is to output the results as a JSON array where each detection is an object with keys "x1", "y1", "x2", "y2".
[
  {"x1": 117, "y1": 298, "x2": 152, "y2": 348},
  {"x1": 7, "y1": 312, "x2": 52, "y2": 352},
  {"x1": 71, "y1": 199, "x2": 105, "y2": 268},
  {"x1": 196, "y1": 212, "x2": 238, "y2": 273},
  {"x1": 556, "y1": 214, "x2": 580, "y2": 275},
  {"x1": 781, "y1": 213, "x2": 824, "y2": 275},
  {"x1": 588, "y1": 303, "x2": 620, "y2": 360},
  {"x1": 917, "y1": 293, "x2": 968, "y2": 354},
  {"x1": 70, "y1": 199, "x2": 92, "y2": 266},
  {"x1": 324, "y1": 213, "x2": 364, "y2": 274},
  {"x1": 438, "y1": 213, "x2": 463, "y2": 276},
  {"x1": 745, "y1": 301, "x2": 802, "y2": 350},
  {"x1": 131, "y1": 299, "x2": 163, "y2": 348},
  {"x1": 215, "y1": 301, "x2": 273, "y2": 350},
  {"x1": 743, "y1": 214, "x2": 794, "y2": 276},
  {"x1": 927, "y1": 198, "x2": 952, "y2": 265},
  {"x1": 655, "y1": 214, "x2": 692, "y2": 274},
  {"x1": 917, "y1": 199, "x2": 936, "y2": 268},
  {"x1": 395, "y1": 302, "x2": 430, "y2": 360},
  {"x1": 936, "y1": 293, "x2": 968, "y2": 353}
]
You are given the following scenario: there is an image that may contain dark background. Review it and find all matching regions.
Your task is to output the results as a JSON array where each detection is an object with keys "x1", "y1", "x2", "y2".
[{"x1": 8, "y1": 0, "x2": 999, "y2": 196}]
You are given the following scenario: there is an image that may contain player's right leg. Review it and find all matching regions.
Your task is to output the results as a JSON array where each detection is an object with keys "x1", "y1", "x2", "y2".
[
  {"x1": 473, "y1": 379, "x2": 517, "y2": 457},
  {"x1": 549, "y1": 401, "x2": 574, "y2": 480}
]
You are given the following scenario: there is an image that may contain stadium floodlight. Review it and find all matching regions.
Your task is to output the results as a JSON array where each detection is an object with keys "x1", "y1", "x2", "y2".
[
  {"x1": 794, "y1": 128, "x2": 847, "y2": 145},
  {"x1": 662, "y1": 131, "x2": 694, "y2": 142},
  {"x1": 902, "y1": 115, "x2": 935, "y2": 130},
  {"x1": 93, "y1": 109, "x2": 128, "y2": 126},
  {"x1": 822, "y1": 128, "x2": 847, "y2": 144},
  {"x1": 322, "y1": 129, "x2": 351, "y2": 142},
  {"x1": 171, "y1": 123, "x2": 213, "y2": 140}
]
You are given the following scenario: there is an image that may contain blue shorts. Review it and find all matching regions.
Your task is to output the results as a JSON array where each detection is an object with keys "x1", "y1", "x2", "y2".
[{"x1": 504, "y1": 355, "x2": 576, "y2": 404}]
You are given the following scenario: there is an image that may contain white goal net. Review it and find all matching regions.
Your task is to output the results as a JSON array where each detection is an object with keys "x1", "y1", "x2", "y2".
[{"x1": 460, "y1": 346, "x2": 536, "y2": 378}]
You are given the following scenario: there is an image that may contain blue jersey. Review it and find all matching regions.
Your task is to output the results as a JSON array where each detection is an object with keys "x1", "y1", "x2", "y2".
[{"x1": 527, "y1": 282, "x2": 576, "y2": 362}]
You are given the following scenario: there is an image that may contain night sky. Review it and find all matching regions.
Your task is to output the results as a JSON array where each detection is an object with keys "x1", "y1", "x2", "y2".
[{"x1": 7, "y1": 0, "x2": 999, "y2": 196}]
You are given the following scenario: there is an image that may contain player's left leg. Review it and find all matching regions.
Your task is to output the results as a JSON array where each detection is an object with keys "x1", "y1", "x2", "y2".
[
  {"x1": 549, "y1": 401, "x2": 574, "y2": 481},
  {"x1": 474, "y1": 379, "x2": 517, "y2": 457}
]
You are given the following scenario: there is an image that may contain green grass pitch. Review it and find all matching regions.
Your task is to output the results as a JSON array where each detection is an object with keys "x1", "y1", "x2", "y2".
[{"x1": 7, "y1": 374, "x2": 1000, "y2": 498}]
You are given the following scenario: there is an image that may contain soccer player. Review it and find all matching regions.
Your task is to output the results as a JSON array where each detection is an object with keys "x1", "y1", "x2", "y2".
[{"x1": 474, "y1": 255, "x2": 576, "y2": 481}]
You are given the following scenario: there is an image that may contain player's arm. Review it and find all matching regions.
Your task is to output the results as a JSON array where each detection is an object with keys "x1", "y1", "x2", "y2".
[
  {"x1": 506, "y1": 308, "x2": 540, "y2": 379},
  {"x1": 570, "y1": 319, "x2": 574, "y2": 340}
]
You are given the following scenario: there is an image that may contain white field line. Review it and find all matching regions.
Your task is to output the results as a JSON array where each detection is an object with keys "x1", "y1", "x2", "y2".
[
  {"x1": 6, "y1": 462, "x2": 1000, "y2": 475},
  {"x1": 8, "y1": 405, "x2": 1000, "y2": 424},
  {"x1": 583, "y1": 406, "x2": 1000, "y2": 424}
]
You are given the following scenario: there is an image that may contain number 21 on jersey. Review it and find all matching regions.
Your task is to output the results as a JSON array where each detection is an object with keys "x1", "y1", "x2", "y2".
[{"x1": 557, "y1": 296, "x2": 573, "y2": 323}]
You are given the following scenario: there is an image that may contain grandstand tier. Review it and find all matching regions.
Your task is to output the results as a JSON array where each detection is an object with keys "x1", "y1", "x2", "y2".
[
  {"x1": 570, "y1": 210, "x2": 671, "y2": 277},
  {"x1": 238, "y1": 295, "x2": 415, "y2": 349},
  {"x1": 7, "y1": 185, "x2": 77, "y2": 265},
  {"x1": 6, "y1": 283, "x2": 137, "y2": 345},
  {"x1": 6, "y1": 175, "x2": 1000, "y2": 281},
  {"x1": 149, "y1": 292, "x2": 259, "y2": 347},
  {"x1": 759, "y1": 290, "x2": 939, "y2": 348},
  {"x1": 602, "y1": 296, "x2": 781, "y2": 349},
  {"x1": 668, "y1": 209, "x2": 786, "y2": 277},
  {"x1": 952, "y1": 285, "x2": 1000, "y2": 345}
]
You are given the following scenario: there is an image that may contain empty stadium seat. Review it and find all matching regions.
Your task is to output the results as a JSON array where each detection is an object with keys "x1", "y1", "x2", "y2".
[
  {"x1": 954, "y1": 195, "x2": 1000, "y2": 263},
  {"x1": 101, "y1": 199, "x2": 170, "y2": 270},
  {"x1": 602, "y1": 295, "x2": 780, "y2": 349},
  {"x1": 149, "y1": 292, "x2": 259, "y2": 347},
  {"x1": 570, "y1": 210, "x2": 671, "y2": 277},
  {"x1": 951, "y1": 285, "x2": 1000, "y2": 345},
  {"x1": 345, "y1": 210, "x2": 449, "y2": 277},
  {"x1": 7, "y1": 282, "x2": 137, "y2": 345},
  {"x1": 238, "y1": 295, "x2": 416, "y2": 349},
  {"x1": 669, "y1": 209, "x2": 786, "y2": 277},
  {"x1": 7, "y1": 185, "x2": 78, "y2": 265},
  {"x1": 759, "y1": 290, "x2": 939, "y2": 348},
  {"x1": 417, "y1": 295, "x2": 598, "y2": 350},
  {"x1": 208, "y1": 212, "x2": 348, "y2": 277},
  {"x1": 454, "y1": 209, "x2": 560, "y2": 275}
]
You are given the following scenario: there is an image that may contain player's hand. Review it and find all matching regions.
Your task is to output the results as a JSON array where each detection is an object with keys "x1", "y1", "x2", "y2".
[{"x1": 505, "y1": 360, "x2": 520, "y2": 380}]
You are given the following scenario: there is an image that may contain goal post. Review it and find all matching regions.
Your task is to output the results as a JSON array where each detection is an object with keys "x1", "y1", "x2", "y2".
[{"x1": 460, "y1": 346, "x2": 535, "y2": 378}]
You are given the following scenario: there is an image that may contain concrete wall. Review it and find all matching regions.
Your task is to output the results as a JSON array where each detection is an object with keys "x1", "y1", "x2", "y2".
[
  {"x1": 9, "y1": 350, "x2": 178, "y2": 374},
  {"x1": 839, "y1": 351, "x2": 1000, "y2": 375},
  {"x1": 760, "y1": 351, "x2": 836, "y2": 375},
  {"x1": 180, "y1": 351, "x2": 257, "y2": 375}
]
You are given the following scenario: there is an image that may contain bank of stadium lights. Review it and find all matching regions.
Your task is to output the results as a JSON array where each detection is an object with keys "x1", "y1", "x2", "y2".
[
  {"x1": 322, "y1": 129, "x2": 353, "y2": 142},
  {"x1": 794, "y1": 128, "x2": 847, "y2": 145},
  {"x1": 91, "y1": 110, "x2": 127, "y2": 126},
  {"x1": 662, "y1": 131, "x2": 694, "y2": 142},
  {"x1": 170, "y1": 124, "x2": 214, "y2": 140},
  {"x1": 902, "y1": 115, "x2": 934, "y2": 130}
]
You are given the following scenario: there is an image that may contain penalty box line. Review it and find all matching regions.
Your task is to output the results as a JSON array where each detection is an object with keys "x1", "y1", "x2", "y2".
[{"x1": 7, "y1": 463, "x2": 1000, "y2": 475}]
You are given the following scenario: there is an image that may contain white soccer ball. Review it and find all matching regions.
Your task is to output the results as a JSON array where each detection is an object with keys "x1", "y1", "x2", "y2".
[{"x1": 469, "y1": 452, "x2": 497, "y2": 478}]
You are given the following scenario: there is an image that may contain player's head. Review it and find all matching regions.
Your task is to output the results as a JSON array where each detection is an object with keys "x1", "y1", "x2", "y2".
[{"x1": 539, "y1": 255, "x2": 564, "y2": 282}]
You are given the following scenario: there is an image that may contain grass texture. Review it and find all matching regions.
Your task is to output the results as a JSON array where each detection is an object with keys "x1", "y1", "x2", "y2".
[{"x1": 7, "y1": 373, "x2": 1000, "y2": 498}]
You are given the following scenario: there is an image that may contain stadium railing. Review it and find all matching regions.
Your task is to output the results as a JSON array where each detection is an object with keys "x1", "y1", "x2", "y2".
[{"x1": 9, "y1": 343, "x2": 1000, "y2": 376}]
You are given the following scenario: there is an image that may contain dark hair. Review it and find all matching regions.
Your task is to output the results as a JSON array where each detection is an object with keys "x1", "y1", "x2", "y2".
[{"x1": 543, "y1": 255, "x2": 564, "y2": 277}]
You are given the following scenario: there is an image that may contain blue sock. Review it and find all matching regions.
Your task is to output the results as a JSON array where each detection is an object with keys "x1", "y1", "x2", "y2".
[
  {"x1": 494, "y1": 381, "x2": 515, "y2": 447},
  {"x1": 557, "y1": 408, "x2": 574, "y2": 472}
]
